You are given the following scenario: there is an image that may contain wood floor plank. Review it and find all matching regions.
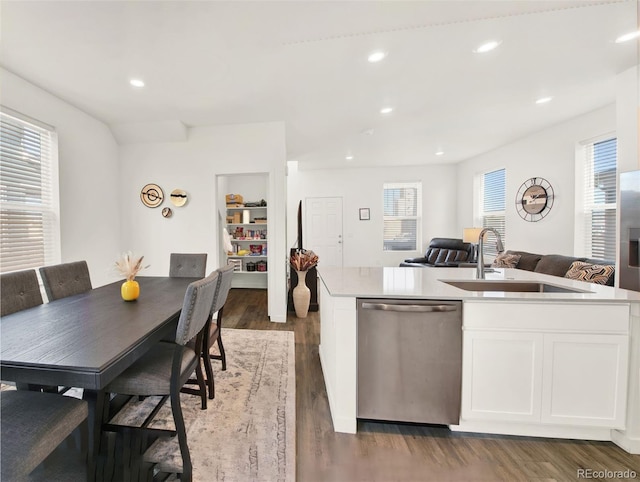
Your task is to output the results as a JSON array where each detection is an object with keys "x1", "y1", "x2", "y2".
[{"x1": 222, "y1": 288, "x2": 640, "y2": 481}]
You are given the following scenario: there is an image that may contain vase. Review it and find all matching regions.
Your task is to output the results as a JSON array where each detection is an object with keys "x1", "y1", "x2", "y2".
[
  {"x1": 293, "y1": 269, "x2": 311, "y2": 318},
  {"x1": 121, "y1": 280, "x2": 140, "y2": 301}
]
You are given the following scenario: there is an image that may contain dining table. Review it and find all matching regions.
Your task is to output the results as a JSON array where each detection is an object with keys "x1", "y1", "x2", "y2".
[{"x1": 0, "y1": 275, "x2": 198, "y2": 481}]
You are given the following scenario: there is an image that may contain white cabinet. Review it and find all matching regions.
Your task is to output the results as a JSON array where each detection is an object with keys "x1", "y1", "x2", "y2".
[
  {"x1": 226, "y1": 206, "x2": 268, "y2": 289},
  {"x1": 541, "y1": 333, "x2": 628, "y2": 428},
  {"x1": 463, "y1": 331, "x2": 543, "y2": 423},
  {"x1": 462, "y1": 302, "x2": 629, "y2": 430}
]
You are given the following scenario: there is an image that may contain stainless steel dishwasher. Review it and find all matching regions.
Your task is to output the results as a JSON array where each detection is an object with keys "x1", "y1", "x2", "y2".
[{"x1": 357, "y1": 298, "x2": 462, "y2": 425}]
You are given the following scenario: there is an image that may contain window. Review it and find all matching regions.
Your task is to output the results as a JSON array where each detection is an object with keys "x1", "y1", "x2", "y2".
[
  {"x1": 383, "y1": 182, "x2": 421, "y2": 251},
  {"x1": 0, "y1": 108, "x2": 60, "y2": 273},
  {"x1": 578, "y1": 136, "x2": 617, "y2": 260},
  {"x1": 479, "y1": 168, "x2": 506, "y2": 258}
]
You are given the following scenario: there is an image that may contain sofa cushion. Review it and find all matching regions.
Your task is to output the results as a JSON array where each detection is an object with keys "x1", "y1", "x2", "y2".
[
  {"x1": 428, "y1": 248, "x2": 471, "y2": 264},
  {"x1": 401, "y1": 237, "x2": 473, "y2": 268},
  {"x1": 534, "y1": 254, "x2": 580, "y2": 278},
  {"x1": 564, "y1": 261, "x2": 615, "y2": 285},
  {"x1": 492, "y1": 252, "x2": 521, "y2": 268},
  {"x1": 505, "y1": 250, "x2": 542, "y2": 271}
]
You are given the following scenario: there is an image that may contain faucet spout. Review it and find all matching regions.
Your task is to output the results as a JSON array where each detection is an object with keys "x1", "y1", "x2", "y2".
[{"x1": 476, "y1": 228, "x2": 505, "y2": 279}]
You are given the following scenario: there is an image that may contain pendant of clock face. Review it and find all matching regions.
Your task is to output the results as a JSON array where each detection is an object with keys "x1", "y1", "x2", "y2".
[{"x1": 515, "y1": 177, "x2": 554, "y2": 222}]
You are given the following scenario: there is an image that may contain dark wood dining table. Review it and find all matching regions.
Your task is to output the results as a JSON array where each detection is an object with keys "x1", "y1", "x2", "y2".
[{"x1": 0, "y1": 275, "x2": 198, "y2": 480}]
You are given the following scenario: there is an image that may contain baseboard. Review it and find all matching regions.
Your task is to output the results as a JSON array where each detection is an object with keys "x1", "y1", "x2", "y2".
[
  {"x1": 611, "y1": 430, "x2": 640, "y2": 454},
  {"x1": 453, "y1": 420, "x2": 611, "y2": 441}
]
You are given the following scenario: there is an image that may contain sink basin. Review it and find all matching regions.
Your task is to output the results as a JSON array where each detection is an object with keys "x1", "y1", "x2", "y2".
[{"x1": 442, "y1": 280, "x2": 591, "y2": 294}]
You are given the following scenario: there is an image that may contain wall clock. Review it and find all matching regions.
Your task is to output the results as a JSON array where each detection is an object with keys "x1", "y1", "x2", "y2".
[{"x1": 515, "y1": 177, "x2": 554, "y2": 222}]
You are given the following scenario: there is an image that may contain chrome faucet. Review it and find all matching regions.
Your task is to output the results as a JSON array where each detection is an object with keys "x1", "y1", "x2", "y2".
[{"x1": 476, "y1": 228, "x2": 505, "y2": 279}]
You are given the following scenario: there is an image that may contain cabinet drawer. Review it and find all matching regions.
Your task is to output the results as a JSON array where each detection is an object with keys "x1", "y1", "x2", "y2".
[{"x1": 464, "y1": 302, "x2": 629, "y2": 334}]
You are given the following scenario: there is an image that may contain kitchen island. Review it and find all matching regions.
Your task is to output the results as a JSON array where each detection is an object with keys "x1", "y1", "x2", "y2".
[{"x1": 318, "y1": 266, "x2": 640, "y2": 454}]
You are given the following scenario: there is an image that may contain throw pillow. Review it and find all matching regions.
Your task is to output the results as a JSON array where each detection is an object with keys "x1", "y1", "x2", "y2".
[
  {"x1": 491, "y1": 252, "x2": 521, "y2": 268},
  {"x1": 564, "y1": 261, "x2": 614, "y2": 285}
]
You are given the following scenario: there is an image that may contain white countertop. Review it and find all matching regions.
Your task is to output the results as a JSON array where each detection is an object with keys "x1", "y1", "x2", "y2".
[{"x1": 318, "y1": 266, "x2": 640, "y2": 303}]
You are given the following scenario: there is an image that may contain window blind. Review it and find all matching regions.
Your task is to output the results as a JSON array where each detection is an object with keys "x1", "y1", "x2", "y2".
[
  {"x1": 581, "y1": 137, "x2": 617, "y2": 260},
  {"x1": 0, "y1": 109, "x2": 59, "y2": 273},
  {"x1": 383, "y1": 182, "x2": 421, "y2": 251},
  {"x1": 481, "y1": 168, "x2": 506, "y2": 257}
]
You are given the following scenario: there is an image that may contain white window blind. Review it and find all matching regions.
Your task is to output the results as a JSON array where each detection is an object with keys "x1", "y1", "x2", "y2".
[
  {"x1": 480, "y1": 168, "x2": 506, "y2": 257},
  {"x1": 580, "y1": 136, "x2": 617, "y2": 260},
  {"x1": 0, "y1": 108, "x2": 60, "y2": 273},
  {"x1": 383, "y1": 182, "x2": 421, "y2": 251}
]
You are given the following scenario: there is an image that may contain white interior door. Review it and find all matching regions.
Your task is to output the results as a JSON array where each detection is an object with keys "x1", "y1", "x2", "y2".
[{"x1": 305, "y1": 197, "x2": 343, "y2": 267}]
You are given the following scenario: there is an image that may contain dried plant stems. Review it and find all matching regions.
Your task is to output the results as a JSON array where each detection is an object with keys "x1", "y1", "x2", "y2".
[
  {"x1": 290, "y1": 250, "x2": 318, "y2": 271},
  {"x1": 115, "y1": 252, "x2": 148, "y2": 281}
]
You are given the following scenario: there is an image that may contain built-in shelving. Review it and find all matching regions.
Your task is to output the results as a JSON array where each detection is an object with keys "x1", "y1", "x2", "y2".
[{"x1": 226, "y1": 203, "x2": 268, "y2": 288}]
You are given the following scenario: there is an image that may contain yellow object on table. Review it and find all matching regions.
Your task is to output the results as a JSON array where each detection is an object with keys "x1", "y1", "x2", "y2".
[{"x1": 121, "y1": 280, "x2": 140, "y2": 301}]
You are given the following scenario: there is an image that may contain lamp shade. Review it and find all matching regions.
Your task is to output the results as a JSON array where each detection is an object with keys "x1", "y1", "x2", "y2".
[{"x1": 463, "y1": 227, "x2": 483, "y2": 243}]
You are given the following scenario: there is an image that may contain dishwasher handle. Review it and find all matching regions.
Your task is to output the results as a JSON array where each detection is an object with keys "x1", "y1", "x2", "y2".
[{"x1": 361, "y1": 302, "x2": 458, "y2": 313}]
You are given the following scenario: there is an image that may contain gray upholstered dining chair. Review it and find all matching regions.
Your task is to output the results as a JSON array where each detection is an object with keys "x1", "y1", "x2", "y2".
[
  {"x1": 169, "y1": 253, "x2": 207, "y2": 278},
  {"x1": 102, "y1": 270, "x2": 220, "y2": 482},
  {"x1": 1, "y1": 390, "x2": 88, "y2": 481},
  {"x1": 37, "y1": 261, "x2": 92, "y2": 395},
  {"x1": 0, "y1": 269, "x2": 43, "y2": 317},
  {"x1": 202, "y1": 263, "x2": 235, "y2": 400},
  {"x1": 39, "y1": 260, "x2": 92, "y2": 302}
]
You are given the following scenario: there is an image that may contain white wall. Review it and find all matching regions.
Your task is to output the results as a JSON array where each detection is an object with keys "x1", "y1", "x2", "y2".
[
  {"x1": 0, "y1": 68, "x2": 121, "y2": 287},
  {"x1": 456, "y1": 104, "x2": 616, "y2": 256},
  {"x1": 616, "y1": 65, "x2": 639, "y2": 174},
  {"x1": 118, "y1": 122, "x2": 288, "y2": 321},
  {"x1": 287, "y1": 163, "x2": 458, "y2": 267}
]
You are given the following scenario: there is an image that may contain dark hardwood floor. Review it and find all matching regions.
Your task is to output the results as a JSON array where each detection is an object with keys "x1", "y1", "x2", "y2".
[{"x1": 223, "y1": 288, "x2": 640, "y2": 482}]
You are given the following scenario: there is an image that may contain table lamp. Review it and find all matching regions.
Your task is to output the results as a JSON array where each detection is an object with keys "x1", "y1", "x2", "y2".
[{"x1": 463, "y1": 227, "x2": 483, "y2": 263}]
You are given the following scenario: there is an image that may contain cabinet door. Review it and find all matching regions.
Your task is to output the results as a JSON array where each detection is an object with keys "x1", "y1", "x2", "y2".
[
  {"x1": 541, "y1": 334, "x2": 628, "y2": 428},
  {"x1": 462, "y1": 331, "x2": 543, "y2": 422}
]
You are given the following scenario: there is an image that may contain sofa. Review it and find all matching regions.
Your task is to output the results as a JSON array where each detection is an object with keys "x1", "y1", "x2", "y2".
[
  {"x1": 401, "y1": 243, "x2": 615, "y2": 286},
  {"x1": 400, "y1": 238, "x2": 475, "y2": 268},
  {"x1": 497, "y1": 250, "x2": 615, "y2": 286}
]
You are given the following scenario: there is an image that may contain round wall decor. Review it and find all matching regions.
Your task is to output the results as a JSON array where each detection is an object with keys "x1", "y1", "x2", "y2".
[
  {"x1": 140, "y1": 183, "x2": 164, "y2": 208},
  {"x1": 515, "y1": 177, "x2": 554, "y2": 222},
  {"x1": 170, "y1": 189, "x2": 188, "y2": 207},
  {"x1": 162, "y1": 207, "x2": 173, "y2": 218}
]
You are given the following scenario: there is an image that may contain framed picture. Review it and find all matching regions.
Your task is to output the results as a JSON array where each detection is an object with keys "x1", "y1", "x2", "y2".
[{"x1": 359, "y1": 208, "x2": 370, "y2": 221}]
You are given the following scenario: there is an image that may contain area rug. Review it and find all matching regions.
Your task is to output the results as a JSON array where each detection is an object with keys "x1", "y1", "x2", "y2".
[{"x1": 109, "y1": 328, "x2": 296, "y2": 481}]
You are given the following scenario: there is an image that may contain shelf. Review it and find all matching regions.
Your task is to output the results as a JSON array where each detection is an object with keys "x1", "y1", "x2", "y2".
[
  {"x1": 232, "y1": 270, "x2": 268, "y2": 274},
  {"x1": 227, "y1": 223, "x2": 268, "y2": 227},
  {"x1": 226, "y1": 206, "x2": 267, "y2": 210},
  {"x1": 228, "y1": 255, "x2": 267, "y2": 259},
  {"x1": 231, "y1": 238, "x2": 268, "y2": 242}
]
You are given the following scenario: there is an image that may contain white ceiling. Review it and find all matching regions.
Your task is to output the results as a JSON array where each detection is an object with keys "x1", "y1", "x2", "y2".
[{"x1": 0, "y1": 0, "x2": 637, "y2": 169}]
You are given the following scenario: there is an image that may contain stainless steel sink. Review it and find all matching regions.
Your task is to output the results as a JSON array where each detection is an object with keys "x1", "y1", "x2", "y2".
[{"x1": 442, "y1": 280, "x2": 591, "y2": 294}]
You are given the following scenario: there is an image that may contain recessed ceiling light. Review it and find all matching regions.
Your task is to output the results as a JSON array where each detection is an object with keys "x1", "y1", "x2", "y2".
[
  {"x1": 473, "y1": 40, "x2": 502, "y2": 53},
  {"x1": 615, "y1": 30, "x2": 640, "y2": 43},
  {"x1": 435, "y1": 151, "x2": 444, "y2": 156},
  {"x1": 130, "y1": 79, "x2": 145, "y2": 88},
  {"x1": 368, "y1": 51, "x2": 386, "y2": 63},
  {"x1": 345, "y1": 155, "x2": 354, "y2": 160},
  {"x1": 380, "y1": 107, "x2": 393, "y2": 114},
  {"x1": 535, "y1": 96, "x2": 553, "y2": 104}
]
